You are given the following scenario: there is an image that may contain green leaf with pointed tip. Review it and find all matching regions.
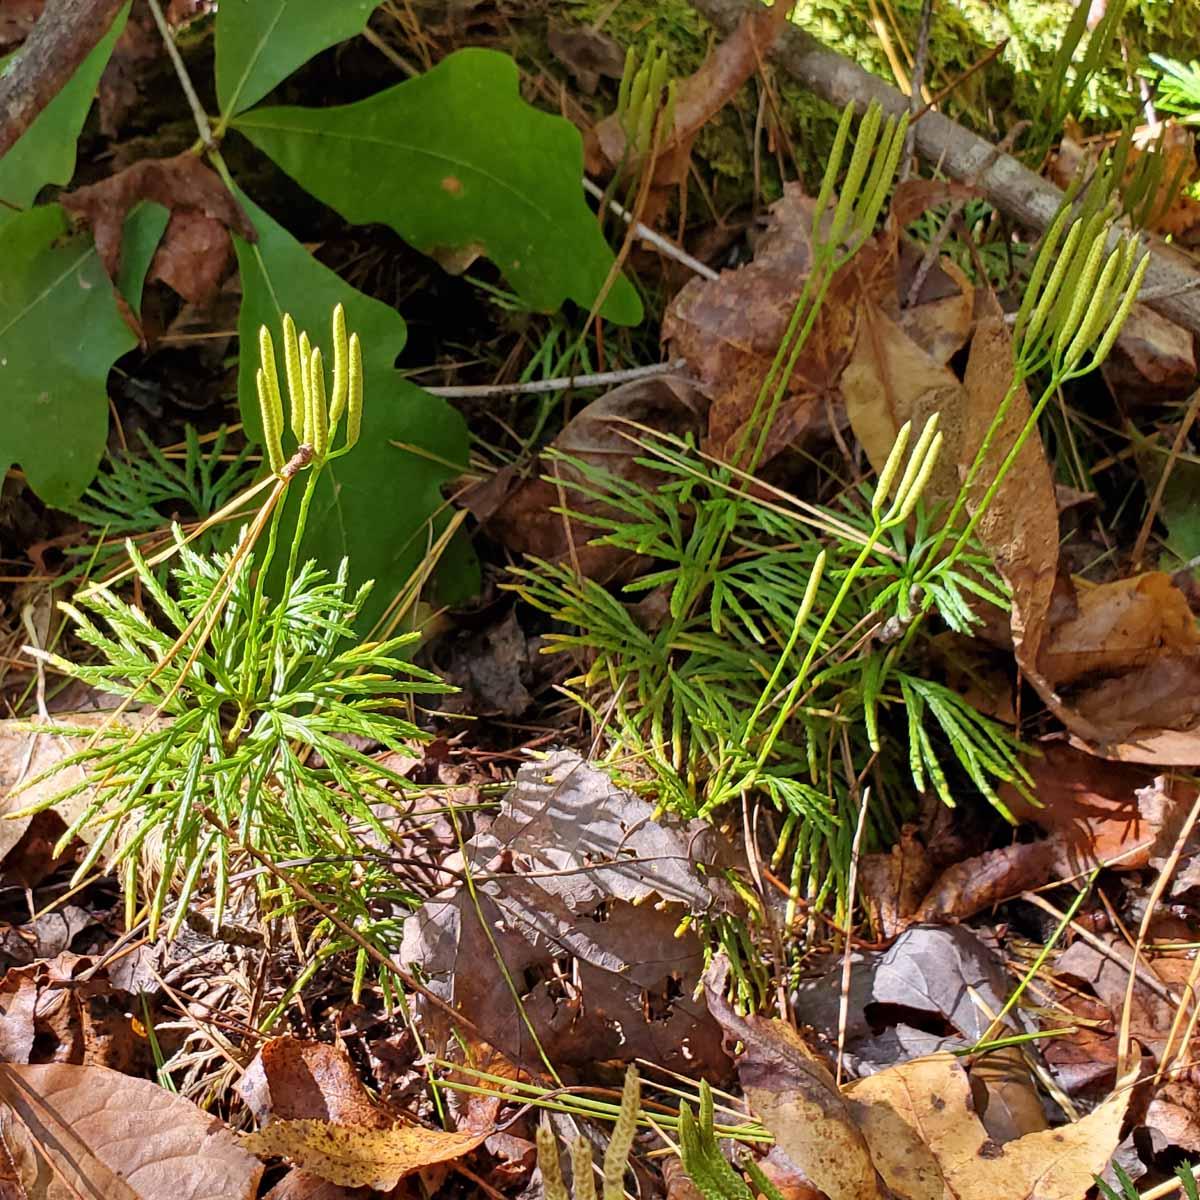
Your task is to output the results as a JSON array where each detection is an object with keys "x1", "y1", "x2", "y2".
[
  {"x1": 232, "y1": 47, "x2": 642, "y2": 325},
  {"x1": 233, "y1": 187, "x2": 476, "y2": 631},
  {"x1": 0, "y1": 5, "x2": 129, "y2": 228},
  {"x1": 0, "y1": 205, "x2": 138, "y2": 507},
  {"x1": 216, "y1": 0, "x2": 382, "y2": 118}
]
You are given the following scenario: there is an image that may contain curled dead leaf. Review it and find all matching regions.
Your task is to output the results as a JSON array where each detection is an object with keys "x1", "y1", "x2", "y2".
[{"x1": 705, "y1": 959, "x2": 882, "y2": 1200}]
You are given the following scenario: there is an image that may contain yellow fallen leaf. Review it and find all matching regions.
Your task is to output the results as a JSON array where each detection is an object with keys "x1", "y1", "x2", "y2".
[
  {"x1": 241, "y1": 1119, "x2": 486, "y2": 1191},
  {"x1": 847, "y1": 1052, "x2": 1134, "y2": 1200}
]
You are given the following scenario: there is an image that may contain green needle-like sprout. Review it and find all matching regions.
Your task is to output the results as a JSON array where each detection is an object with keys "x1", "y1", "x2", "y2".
[
  {"x1": 1090, "y1": 250, "x2": 1150, "y2": 366},
  {"x1": 256, "y1": 369, "x2": 285, "y2": 476},
  {"x1": 1014, "y1": 202, "x2": 1073, "y2": 345},
  {"x1": 298, "y1": 330, "x2": 313, "y2": 412},
  {"x1": 572, "y1": 1138, "x2": 598, "y2": 1200},
  {"x1": 812, "y1": 103, "x2": 855, "y2": 233},
  {"x1": 1053, "y1": 225, "x2": 1110, "y2": 357},
  {"x1": 282, "y1": 313, "x2": 305, "y2": 442},
  {"x1": 537, "y1": 1125, "x2": 571, "y2": 1200},
  {"x1": 889, "y1": 413, "x2": 941, "y2": 520}
]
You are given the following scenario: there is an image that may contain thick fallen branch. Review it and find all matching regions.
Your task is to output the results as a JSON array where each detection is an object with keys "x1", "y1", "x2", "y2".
[
  {"x1": 689, "y1": 0, "x2": 1200, "y2": 338},
  {"x1": 0, "y1": 0, "x2": 126, "y2": 160}
]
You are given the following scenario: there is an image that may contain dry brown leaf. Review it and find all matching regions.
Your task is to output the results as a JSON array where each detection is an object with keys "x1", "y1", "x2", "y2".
[
  {"x1": 241, "y1": 1120, "x2": 486, "y2": 1191},
  {"x1": 61, "y1": 153, "x2": 255, "y2": 307},
  {"x1": 969, "y1": 1049, "x2": 1049, "y2": 1145},
  {"x1": 1038, "y1": 573, "x2": 1200, "y2": 687},
  {"x1": 461, "y1": 375, "x2": 707, "y2": 582},
  {"x1": 1145, "y1": 1082, "x2": 1200, "y2": 1154},
  {"x1": 858, "y1": 825, "x2": 934, "y2": 939},
  {"x1": 1000, "y1": 743, "x2": 1194, "y2": 871},
  {"x1": 842, "y1": 298, "x2": 967, "y2": 509},
  {"x1": 0, "y1": 1061, "x2": 261, "y2": 1199},
  {"x1": 913, "y1": 841, "x2": 1058, "y2": 924},
  {"x1": 704, "y1": 963, "x2": 882, "y2": 1200},
  {"x1": 238, "y1": 1037, "x2": 389, "y2": 1129},
  {"x1": 0, "y1": 714, "x2": 157, "y2": 864},
  {"x1": 961, "y1": 299, "x2": 1060, "y2": 679},
  {"x1": 896, "y1": 258, "x2": 976, "y2": 366},
  {"x1": 847, "y1": 1052, "x2": 1134, "y2": 1200},
  {"x1": 664, "y1": 185, "x2": 891, "y2": 465},
  {"x1": 1101, "y1": 303, "x2": 1196, "y2": 404}
]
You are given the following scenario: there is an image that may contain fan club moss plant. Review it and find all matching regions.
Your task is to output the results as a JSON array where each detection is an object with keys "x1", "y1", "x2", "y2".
[
  {"x1": 513, "y1": 101, "x2": 1150, "y2": 973},
  {"x1": 18, "y1": 307, "x2": 449, "y2": 1002}
]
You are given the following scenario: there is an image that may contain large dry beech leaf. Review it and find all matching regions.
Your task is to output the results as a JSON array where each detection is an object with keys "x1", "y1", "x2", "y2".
[
  {"x1": 0, "y1": 1061, "x2": 262, "y2": 1199},
  {"x1": 238, "y1": 1037, "x2": 390, "y2": 1128},
  {"x1": 707, "y1": 958, "x2": 1135, "y2": 1200},
  {"x1": 846, "y1": 1053, "x2": 1135, "y2": 1200},
  {"x1": 402, "y1": 751, "x2": 733, "y2": 1079},
  {"x1": 241, "y1": 1121, "x2": 486, "y2": 1191}
]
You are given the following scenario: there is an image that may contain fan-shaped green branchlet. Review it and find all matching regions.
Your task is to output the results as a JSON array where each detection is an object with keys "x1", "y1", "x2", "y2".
[
  {"x1": 872, "y1": 419, "x2": 912, "y2": 514},
  {"x1": 812, "y1": 102, "x2": 855, "y2": 233},
  {"x1": 1013, "y1": 201, "x2": 1073, "y2": 345},
  {"x1": 282, "y1": 313, "x2": 305, "y2": 443},
  {"x1": 536, "y1": 1125, "x2": 571, "y2": 1200},
  {"x1": 602, "y1": 1066, "x2": 640, "y2": 1200},
  {"x1": 1090, "y1": 249, "x2": 1150, "y2": 367},
  {"x1": 256, "y1": 368, "x2": 285, "y2": 476},
  {"x1": 329, "y1": 303, "x2": 349, "y2": 425},
  {"x1": 307, "y1": 347, "x2": 329, "y2": 460},
  {"x1": 572, "y1": 1138, "x2": 598, "y2": 1200},
  {"x1": 346, "y1": 333, "x2": 363, "y2": 451}
]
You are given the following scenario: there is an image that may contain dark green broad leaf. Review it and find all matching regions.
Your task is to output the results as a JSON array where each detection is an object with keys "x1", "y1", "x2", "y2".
[
  {"x1": 0, "y1": 5, "x2": 129, "y2": 227},
  {"x1": 233, "y1": 48, "x2": 642, "y2": 325},
  {"x1": 233, "y1": 188, "x2": 475, "y2": 632},
  {"x1": 215, "y1": 0, "x2": 383, "y2": 118},
  {"x1": 0, "y1": 205, "x2": 138, "y2": 507}
]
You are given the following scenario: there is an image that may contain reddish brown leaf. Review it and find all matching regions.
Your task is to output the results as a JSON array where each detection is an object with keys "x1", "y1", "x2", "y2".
[
  {"x1": 1001, "y1": 743, "x2": 1195, "y2": 872},
  {"x1": 664, "y1": 185, "x2": 891, "y2": 465},
  {"x1": 61, "y1": 153, "x2": 255, "y2": 306},
  {"x1": 237, "y1": 1037, "x2": 390, "y2": 1130},
  {"x1": 914, "y1": 840, "x2": 1058, "y2": 923},
  {"x1": 0, "y1": 1061, "x2": 262, "y2": 1198}
]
